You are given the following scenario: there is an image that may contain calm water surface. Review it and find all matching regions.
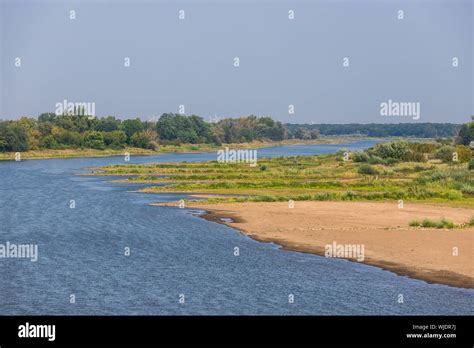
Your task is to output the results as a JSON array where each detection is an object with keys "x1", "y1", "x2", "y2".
[{"x1": 0, "y1": 141, "x2": 473, "y2": 315}]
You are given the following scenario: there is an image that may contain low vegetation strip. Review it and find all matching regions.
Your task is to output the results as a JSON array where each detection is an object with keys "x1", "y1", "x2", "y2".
[
  {"x1": 90, "y1": 141, "x2": 473, "y2": 208},
  {"x1": 409, "y1": 217, "x2": 474, "y2": 229}
]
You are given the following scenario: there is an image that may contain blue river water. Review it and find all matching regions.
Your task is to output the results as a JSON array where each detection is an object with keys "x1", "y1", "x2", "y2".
[{"x1": 0, "y1": 140, "x2": 473, "y2": 315}]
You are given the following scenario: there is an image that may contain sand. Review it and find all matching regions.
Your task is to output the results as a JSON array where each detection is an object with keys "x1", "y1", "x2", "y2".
[{"x1": 185, "y1": 201, "x2": 474, "y2": 288}]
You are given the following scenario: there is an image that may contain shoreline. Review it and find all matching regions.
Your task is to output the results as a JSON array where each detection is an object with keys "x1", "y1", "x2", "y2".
[
  {"x1": 183, "y1": 201, "x2": 474, "y2": 289},
  {"x1": 0, "y1": 137, "x2": 376, "y2": 161}
]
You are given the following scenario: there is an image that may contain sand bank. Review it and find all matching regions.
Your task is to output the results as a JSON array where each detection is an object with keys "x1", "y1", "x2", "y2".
[{"x1": 184, "y1": 201, "x2": 474, "y2": 288}]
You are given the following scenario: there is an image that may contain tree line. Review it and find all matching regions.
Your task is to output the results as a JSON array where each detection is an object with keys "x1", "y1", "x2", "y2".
[
  {"x1": 0, "y1": 113, "x2": 286, "y2": 152},
  {"x1": 0, "y1": 112, "x2": 471, "y2": 152},
  {"x1": 286, "y1": 123, "x2": 462, "y2": 138}
]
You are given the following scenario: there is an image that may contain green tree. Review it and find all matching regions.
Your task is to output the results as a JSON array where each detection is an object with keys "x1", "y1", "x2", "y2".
[
  {"x1": 51, "y1": 126, "x2": 82, "y2": 147},
  {"x1": 120, "y1": 118, "x2": 144, "y2": 141},
  {"x1": 156, "y1": 113, "x2": 212, "y2": 144},
  {"x1": 103, "y1": 130, "x2": 127, "y2": 148},
  {"x1": 0, "y1": 122, "x2": 29, "y2": 151},
  {"x1": 38, "y1": 112, "x2": 57, "y2": 124},
  {"x1": 83, "y1": 131, "x2": 105, "y2": 149},
  {"x1": 95, "y1": 116, "x2": 121, "y2": 132},
  {"x1": 130, "y1": 130, "x2": 157, "y2": 149},
  {"x1": 456, "y1": 122, "x2": 474, "y2": 145},
  {"x1": 156, "y1": 113, "x2": 178, "y2": 140}
]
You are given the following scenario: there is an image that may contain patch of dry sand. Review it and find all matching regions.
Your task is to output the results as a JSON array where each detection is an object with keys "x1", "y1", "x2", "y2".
[{"x1": 187, "y1": 201, "x2": 474, "y2": 288}]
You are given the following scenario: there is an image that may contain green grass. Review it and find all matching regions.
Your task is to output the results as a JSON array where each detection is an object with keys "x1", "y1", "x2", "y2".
[
  {"x1": 88, "y1": 147, "x2": 473, "y2": 207},
  {"x1": 409, "y1": 218, "x2": 460, "y2": 229}
]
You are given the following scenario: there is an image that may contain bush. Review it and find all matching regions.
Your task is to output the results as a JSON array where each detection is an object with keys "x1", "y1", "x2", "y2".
[
  {"x1": 367, "y1": 156, "x2": 385, "y2": 165},
  {"x1": 353, "y1": 152, "x2": 369, "y2": 162},
  {"x1": 454, "y1": 145, "x2": 472, "y2": 162},
  {"x1": 405, "y1": 142, "x2": 437, "y2": 162},
  {"x1": 368, "y1": 141, "x2": 410, "y2": 160},
  {"x1": 434, "y1": 145, "x2": 456, "y2": 162},
  {"x1": 439, "y1": 219, "x2": 455, "y2": 229},
  {"x1": 358, "y1": 164, "x2": 379, "y2": 175},
  {"x1": 343, "y1": 191, "x2": 358, "y2": 200},
  {"x1": 468, "y1": 159, "x2": 474, "y2": 170},
  {"x1": 409, "y1": 142, "x2": 438, "y2": 154},
  {"x1": 428, "y1": 171, "x2": 449, "y2": 182},
  {"x1": 457, "y1": 183, "x2": 474, "y2": 195},
  {"x1": 385, "y1": 158, "x2": 400, "y2": 165},
  {"x1": 405, "y1": 150, "x2": 425, "y2": 162},
  {"x1": 417, "y1": 218, "x2": 456, "y2": 229}
]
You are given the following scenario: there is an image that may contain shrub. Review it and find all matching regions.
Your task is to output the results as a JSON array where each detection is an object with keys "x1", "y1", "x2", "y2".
[
  {"x1": 429, "y1": 171, "x2": 448, "y2": 181},
  {"x1": 434, "y1": 145, "x2": 456, "y2": 162},
  {"x1": 439, "y1": 219, "x2": 455, "y2": 229},
  {"x1": 385, "y1": 158, "x2": 400, "y2": 165},
  {"x1": 367, "y1": 155, "x2": 386, "y2": 165},
  {"x1": 409, "y1": 142, "x2": 438, "y2": 154},
  {"x1": 419, "y1": 218, "x2": 456, "y2": 229},
  {"x1": 368, "y1": 141, "x2": 410, "y2": 160},
  {"x1": 358, "y1": 164, "x2": 379, "y2": 175},
  {"x1": 353, "y1": 152, "x2": 369, "y2": 162},
  {"x1": 422, "y1": 219, "x2": 438, "y2": 228},
  {"x1": 406, "y1": 150, "x2": 425, "y2": 162},
  {"x1": 313, "y1": 192, "x2": 337, "y2": 201},
  {"x1": 457, "y1": 183, "x2": 474, "y2": 195},
  {"x1": 454, "y1": 145, "x2": 472, "y2": 162},
  {"x1": 469, "y1": 159, "x2": 474, "y2": 171},
  {"x1": 342, "y1": 191, "x2": 358, "y2": 200}
]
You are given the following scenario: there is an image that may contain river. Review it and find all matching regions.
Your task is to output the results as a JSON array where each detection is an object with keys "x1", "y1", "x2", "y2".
[{"x1": 0, "y1": 140, "x2": 472, "y2": 314}]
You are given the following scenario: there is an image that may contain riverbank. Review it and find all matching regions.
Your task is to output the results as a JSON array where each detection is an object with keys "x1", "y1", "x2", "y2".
[
  {"x1": 95, "y1": 146, "x2": 473, "y2": 208},
  {"x1": 0, "y1": 137, "x2": 369, "y2": 161},
  {"x1": 176, "y1": 201, "x2": 474, "y2": 288}
]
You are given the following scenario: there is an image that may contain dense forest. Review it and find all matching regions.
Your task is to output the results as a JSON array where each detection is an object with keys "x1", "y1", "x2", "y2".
[
  {"x1": 286, "y1": 123, "x2": 462, "y2": 138},
  {"x1": 0, "y1": 112, "x2": 471, "y2": 152}
]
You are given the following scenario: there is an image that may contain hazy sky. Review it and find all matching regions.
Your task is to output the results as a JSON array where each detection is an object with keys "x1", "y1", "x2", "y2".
[{"x1": 0, "y1": 0, "x2": 472, "y2": 123}]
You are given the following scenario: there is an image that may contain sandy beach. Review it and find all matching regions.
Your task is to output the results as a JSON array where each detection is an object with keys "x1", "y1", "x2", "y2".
[{"x1": 183, "y1": 201, "x2": 474, "y2": 288}]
